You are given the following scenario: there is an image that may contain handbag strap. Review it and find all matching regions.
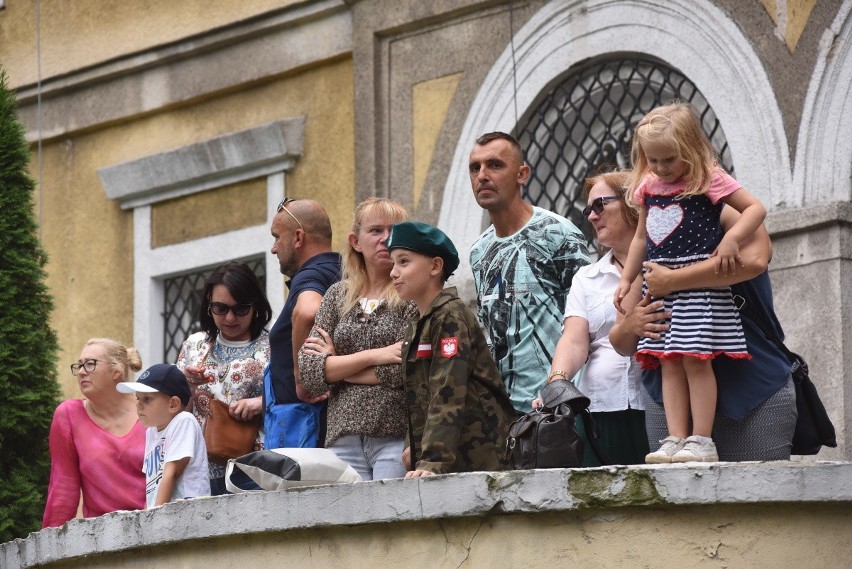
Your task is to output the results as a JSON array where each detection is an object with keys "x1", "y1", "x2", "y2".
[
  {"x1": 734, "y1": 294, "x2": 802, "y2": 370},
  {"x1": 578, "y1": 410, "x2": 613, "y2": 466}
]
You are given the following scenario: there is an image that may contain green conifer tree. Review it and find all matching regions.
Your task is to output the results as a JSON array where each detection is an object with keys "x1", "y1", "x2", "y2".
[{"x1": 0, "y1": 69, "x2": 60, "y2": 543}]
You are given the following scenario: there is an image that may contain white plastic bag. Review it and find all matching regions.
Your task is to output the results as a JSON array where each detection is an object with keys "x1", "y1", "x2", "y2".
[{"x1": 225, "y1": 448, "x2": 362, "y2": 493}]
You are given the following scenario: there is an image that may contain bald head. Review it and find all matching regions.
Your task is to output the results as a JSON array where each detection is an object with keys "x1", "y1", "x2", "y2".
[
  {"x1": 281, "y1": 199, "x2": 333, "y2": 244},
  {"x1": 271, "y1": 199, "x2": 333, "y2": 276}
]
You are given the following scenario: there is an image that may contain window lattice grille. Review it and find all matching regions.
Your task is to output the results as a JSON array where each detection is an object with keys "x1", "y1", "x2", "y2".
[
  {"x1": 162, "y1": 257, "x2": 266, "y2": 363},
  {"x1": 516, "y1": 57, "x2": 734, "y2": 254}
]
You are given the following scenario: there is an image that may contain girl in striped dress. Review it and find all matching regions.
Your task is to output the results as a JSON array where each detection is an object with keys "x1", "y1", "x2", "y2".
[{"x1": 614, "y1": 102, "x2": 767, "y2": 464}]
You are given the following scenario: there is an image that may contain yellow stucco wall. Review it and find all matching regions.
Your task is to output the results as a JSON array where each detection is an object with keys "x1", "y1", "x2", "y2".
[
  {"x1": 151, "y1": 178, "x2": 268, "y2": 248},
  {"x1": 758, "y1": 0, "x2": 818, "y2": 52},
  {"x1": 0, "y1": 0, "x2": 302, "y2": 88},
  {"x1": 41, "y1": 58, "x2": 355, "y2": 397}
]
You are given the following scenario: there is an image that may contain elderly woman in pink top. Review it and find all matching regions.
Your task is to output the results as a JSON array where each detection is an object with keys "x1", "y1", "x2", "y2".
[{"x1": 42, "y1": 338, "x2": 146, "y2": 527}]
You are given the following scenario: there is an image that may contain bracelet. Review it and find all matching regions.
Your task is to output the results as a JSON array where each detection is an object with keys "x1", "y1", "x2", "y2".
[{"x1": 547, "y1": 369, "x2": 568, "y2": 382}]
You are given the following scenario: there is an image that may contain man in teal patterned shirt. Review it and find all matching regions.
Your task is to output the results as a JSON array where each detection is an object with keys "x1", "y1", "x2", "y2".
[{"x1": 468, "y1": 132, "x2": 590, "y2": 413}]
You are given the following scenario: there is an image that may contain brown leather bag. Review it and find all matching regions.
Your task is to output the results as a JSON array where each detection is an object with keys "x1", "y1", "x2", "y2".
[{"x1": 204, "y1": 398, "x2": 260, "y2": 464}]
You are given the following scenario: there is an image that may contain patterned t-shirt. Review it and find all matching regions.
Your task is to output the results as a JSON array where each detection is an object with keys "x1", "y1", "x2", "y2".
[{"x1": 470, "y1": 207, "x2": 590, "y2": 412}]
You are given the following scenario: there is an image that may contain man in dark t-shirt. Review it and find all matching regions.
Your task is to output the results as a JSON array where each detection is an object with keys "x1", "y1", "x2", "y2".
[{"x1": 268, "y1": 198, "x2": 341, "y2": 446}]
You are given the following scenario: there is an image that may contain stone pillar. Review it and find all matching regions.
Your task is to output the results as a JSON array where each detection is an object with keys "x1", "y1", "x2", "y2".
[{"x1": 767, "y1": 202, "x2": 852, "y2": 460}]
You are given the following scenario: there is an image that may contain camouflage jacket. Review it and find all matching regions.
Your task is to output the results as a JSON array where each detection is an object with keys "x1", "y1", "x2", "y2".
[{"x1": 402, "y1": 287, "x2": 516, "y2": 474}]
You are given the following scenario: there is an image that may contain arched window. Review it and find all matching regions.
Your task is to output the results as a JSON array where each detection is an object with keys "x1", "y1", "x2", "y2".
[{"x1": 516, "y1": 57, "x2": 734, "y2": 252}]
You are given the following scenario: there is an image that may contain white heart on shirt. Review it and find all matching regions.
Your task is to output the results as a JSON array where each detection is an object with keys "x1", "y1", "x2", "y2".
[{"x1": 647, "y1": 204, "x2": 684, "y2": 245}]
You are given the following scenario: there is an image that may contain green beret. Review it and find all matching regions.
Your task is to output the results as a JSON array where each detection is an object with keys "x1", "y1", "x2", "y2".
[{"x1": 386, "y1": 221, "x2": 460, "y2": 279}]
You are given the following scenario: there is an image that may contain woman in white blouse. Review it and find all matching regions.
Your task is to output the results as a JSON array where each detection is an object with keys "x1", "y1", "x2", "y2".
[{"x1": 544, "y1": 170, "x2": 647, "y2": 465}]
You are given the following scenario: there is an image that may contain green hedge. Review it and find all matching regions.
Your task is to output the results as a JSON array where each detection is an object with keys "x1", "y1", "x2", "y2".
[{"x1": 0, "y1": 69, "x2": 61, "y2": 543}]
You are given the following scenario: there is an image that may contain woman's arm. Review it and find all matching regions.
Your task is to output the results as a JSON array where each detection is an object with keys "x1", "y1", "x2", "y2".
[
  {"x1": 644, "y1": 207, "x2": 771, "y2": 297},
  {"x1": 42, "y1": 404, "x2": 82, "y2": 527},
  {"x1": 302, "y1": 327, "x2": 402, "y2": 384},
  {"x1": 343, "y1": 368, "x2": 381, "y2": 385},
  {"x1": 548, "y1": 317, "x2": 591, "y2": 382}
]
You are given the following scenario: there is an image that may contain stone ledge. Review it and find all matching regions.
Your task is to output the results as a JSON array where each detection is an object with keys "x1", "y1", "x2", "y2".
[
  {"x1": 98, "y1": 117, "x2": 305, "y2": 209},
  {"x1": 766, "y1": 201, "x2": 852, "y2": 237},
  {"x1": 3, "y1": 462, "x2": 850, "y2": 568}
]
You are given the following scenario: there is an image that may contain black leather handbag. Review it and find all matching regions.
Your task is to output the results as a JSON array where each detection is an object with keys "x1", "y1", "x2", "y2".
[{"x1": 506, "y1": 379, "x2": 610, "y2": 469}]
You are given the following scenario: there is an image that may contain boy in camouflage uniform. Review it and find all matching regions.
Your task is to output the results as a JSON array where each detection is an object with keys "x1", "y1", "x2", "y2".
[{"x1": 387, "y1": 222, "x2": 516, "y2": 477}]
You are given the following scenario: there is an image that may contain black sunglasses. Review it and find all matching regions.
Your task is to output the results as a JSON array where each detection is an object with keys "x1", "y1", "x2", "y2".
[
  {"x1": 209, "y1": 302, "x2": 253, "y2": 317},
  {"x1": 582, "y1": 196, "x2": 618, "y2": 218}
]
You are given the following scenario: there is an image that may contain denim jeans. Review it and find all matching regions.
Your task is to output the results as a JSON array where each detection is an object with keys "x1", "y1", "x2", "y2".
[{"x1": 329, "y1": 434, "x2": 407, "y2": 480}]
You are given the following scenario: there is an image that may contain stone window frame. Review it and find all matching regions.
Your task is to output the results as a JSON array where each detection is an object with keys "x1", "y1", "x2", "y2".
[
  {"x1": 98, "y1": 117, "x2": 305, "y2": 364},
  {"x1": 439, "y1": 0, "x2": 790, "y2": 295}
]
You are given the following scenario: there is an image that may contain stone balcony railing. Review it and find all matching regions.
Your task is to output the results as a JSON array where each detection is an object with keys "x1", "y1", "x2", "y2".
[{"x1": 3, "y1": 461, "x2": 852, "y2": 568}]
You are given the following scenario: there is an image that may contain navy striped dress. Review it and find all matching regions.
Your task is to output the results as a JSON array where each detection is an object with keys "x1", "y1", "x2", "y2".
[{"x1": 635, "y1": 178, "x2": 750, "y2": 369}]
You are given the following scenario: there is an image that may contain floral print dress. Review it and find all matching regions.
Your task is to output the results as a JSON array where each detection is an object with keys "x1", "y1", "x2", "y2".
[{"x1": 177, "y1": 330, "x2": 270, "y2": 479}]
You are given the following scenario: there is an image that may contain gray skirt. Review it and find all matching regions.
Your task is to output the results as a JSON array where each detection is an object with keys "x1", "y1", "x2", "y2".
[{"x1": 643, "y1": 376, "x2": 797, "y2": 461}]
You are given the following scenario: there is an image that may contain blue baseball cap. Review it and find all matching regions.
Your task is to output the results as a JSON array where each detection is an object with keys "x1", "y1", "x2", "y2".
[{"x1": 117, "y1": 363, "x2": 191, "y2": 407}]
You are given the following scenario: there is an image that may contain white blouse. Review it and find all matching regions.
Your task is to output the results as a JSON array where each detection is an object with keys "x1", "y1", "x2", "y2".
[{"x1": 562, "y1": 250, "x2": 644, "y2": 412}]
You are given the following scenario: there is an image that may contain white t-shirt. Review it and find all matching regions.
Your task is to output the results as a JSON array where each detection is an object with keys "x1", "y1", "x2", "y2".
[
  {"x1": 143, "y1": 411, "x2": 210, "y2": 509},
  {"x1": 563, "y1": 251, "x2": 644, "y2": 412}
]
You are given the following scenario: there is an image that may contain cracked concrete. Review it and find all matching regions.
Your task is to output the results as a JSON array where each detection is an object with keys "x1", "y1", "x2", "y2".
[{"x1": 2, "y1": 462, "x2": 851, "y2": 568}]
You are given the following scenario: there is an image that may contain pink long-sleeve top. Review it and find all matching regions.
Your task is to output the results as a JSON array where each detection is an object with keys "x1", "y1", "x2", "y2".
[{"x1": 42, "y1": 399, "x2": 146, "y2": 527}]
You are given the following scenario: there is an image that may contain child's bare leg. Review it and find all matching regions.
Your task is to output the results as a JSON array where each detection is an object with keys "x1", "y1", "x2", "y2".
[
  {"x1": 660, "y1": 359, "x2": 689, "y2": 439},
  {"x1": 682, "y1": 357, "x2": 717, "y2": 438}
]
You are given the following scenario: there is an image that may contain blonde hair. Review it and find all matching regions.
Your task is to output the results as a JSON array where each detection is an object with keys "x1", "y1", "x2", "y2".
[
  {"x1": 340, "y1": 198, "x2": 409, "y2": 313},
  {"x1": 85, "y1": 338, "x2": 143, "y2": 381},
  {"x1": 627, "y1": 101, "x2": 717, "y2": 205}
]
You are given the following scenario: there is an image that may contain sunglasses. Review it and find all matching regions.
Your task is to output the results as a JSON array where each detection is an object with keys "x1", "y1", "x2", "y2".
[
  {"x1": 582, "y1": 196, "x2": 619, "y2": 218},
  {"x1": 209, "y1": 302, "x2": 253, "y2": 317},
  {"x1": 276, "y1": 198, "x2": 304, "y2": 231}
]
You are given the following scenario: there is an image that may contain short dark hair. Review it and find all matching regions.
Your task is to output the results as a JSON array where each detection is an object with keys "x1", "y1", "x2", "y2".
[
  {"x1": 475, "y1": 131, "x2": 525, "y2": 163},
  {"x1": 198, "y1": 262, "x2": 272, "y2": 342}
]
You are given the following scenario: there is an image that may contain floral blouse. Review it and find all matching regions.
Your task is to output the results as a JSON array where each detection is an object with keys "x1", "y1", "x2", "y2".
[{"x1": 176, "y1": 330, "x2": 270, "y2": 478}]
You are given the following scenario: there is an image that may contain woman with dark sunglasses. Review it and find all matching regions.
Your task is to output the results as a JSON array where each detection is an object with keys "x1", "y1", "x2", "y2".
[
  {"x1": 534, "y1": 170, "x2": 649, "y2": 465},
  {"x1": 176, "y1": 261, "x2": 272, "y2": 494}
]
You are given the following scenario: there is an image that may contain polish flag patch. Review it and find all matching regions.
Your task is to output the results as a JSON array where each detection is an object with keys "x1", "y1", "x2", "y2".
[
  {"x1": 416, "y1": 344, "x2": 433, "y2": 358},
  {"x1": 440, "y1": 337, "x2": 458, "y2": 358}
]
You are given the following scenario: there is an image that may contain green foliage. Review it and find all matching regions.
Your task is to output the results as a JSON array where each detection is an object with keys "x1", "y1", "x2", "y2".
[{"x1": 0, "y1": 69, "x2": 61, "y2": 543}]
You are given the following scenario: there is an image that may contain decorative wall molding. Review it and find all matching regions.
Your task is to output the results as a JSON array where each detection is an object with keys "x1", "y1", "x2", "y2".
[
  {"x1": 794, "y1": 0, "x2": 852, "y2": 207},
  {"x1": 98, "y1": 118, "x2": 305, "y2": 209}
]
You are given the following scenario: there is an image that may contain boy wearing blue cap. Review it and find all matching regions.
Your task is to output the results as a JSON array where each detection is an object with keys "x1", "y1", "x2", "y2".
[
  {"x1": 387, "y1": 222, "x2": 516, "y2": 477},
  {"x1": 117, "y1": 364, "x2": 210, "y2": 508}
]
